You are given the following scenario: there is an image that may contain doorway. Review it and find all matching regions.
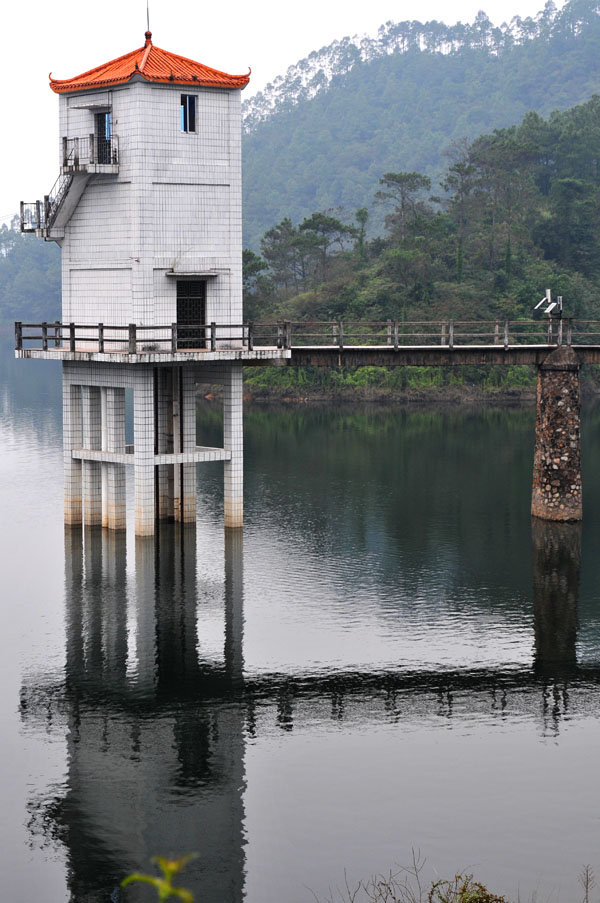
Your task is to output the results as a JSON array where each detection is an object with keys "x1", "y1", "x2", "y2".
[{"x1": 176, "y1": 281, "x2": 207, "y2": 349}]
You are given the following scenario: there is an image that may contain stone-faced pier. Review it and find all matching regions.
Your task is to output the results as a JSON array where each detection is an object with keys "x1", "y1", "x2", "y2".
[{"x1": 531, "y1": 346, "x2": 582, "y2": 521}]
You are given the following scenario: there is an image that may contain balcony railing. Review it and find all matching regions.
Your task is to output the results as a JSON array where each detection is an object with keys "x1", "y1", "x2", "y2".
[{"x1": 62, "y1": 134, "x2": 119, "y2": 168}]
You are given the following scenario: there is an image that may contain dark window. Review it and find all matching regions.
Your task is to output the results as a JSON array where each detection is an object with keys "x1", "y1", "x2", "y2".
[
  {"x1": 180, "y1": 95, "x2": 196, "y2": 133},
  {"x1": 95, "y1": 111, "x2": 112, "y2": 164},
  {"x1": 177, "y1": 281, "x2": 206, "y2": 349}
]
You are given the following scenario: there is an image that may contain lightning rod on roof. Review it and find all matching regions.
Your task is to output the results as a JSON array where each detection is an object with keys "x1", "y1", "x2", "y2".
[{"x1": 147, "y1": 0, "x2": 150, "y2": 33}]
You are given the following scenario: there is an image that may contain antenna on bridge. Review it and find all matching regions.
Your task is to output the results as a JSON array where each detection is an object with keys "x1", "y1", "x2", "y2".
[{"x1": 534, "y1": 288, "x2": 563, "y2": 316}]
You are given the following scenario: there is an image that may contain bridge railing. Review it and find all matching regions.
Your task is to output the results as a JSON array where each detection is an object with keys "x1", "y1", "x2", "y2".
[{"x1": 14, "y1": 318, "x2": 600, "y2": 353}]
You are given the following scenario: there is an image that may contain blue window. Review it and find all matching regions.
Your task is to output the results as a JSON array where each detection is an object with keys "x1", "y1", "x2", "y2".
[{"x1": 180, "y1": 95, "x2": 196, "y2": 133}]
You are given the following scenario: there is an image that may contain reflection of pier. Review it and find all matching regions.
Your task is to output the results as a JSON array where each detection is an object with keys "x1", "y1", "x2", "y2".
[
  {"x1": 30, "y1": 525, "x2": 247, "y2": 902},
  {"x1": 19, "y1": 517, "x2": 592, "y2": 898}
]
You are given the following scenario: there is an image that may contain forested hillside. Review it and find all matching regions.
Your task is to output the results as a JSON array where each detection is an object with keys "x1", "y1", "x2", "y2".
[
  {"x1": 243, "y1": 0, "x2": 600, "y2": 247},
  {"x1": 245, "y1": 95, "x2": 600, "y2": 330}
]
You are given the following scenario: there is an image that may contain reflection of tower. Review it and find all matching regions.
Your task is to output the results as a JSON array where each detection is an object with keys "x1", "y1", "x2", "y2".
[
  {"x1": 58, "y1": 524, "x2": 246, "y2": 902},
  {"x1": 531, "y1": 517, "x2": 580, "y2": 677}
]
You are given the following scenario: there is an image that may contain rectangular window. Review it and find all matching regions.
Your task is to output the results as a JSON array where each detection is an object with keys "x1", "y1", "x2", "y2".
[{"x1": 180, "y1": 95, "x2": 196, "y2": 133}]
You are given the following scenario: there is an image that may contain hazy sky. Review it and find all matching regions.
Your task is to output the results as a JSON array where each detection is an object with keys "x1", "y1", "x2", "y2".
[{"x1": 1, "y1": 0, "x2": 561, "y2": 221}]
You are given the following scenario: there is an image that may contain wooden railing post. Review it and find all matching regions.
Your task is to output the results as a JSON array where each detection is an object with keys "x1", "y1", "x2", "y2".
[
  {"x1": 547, "y1": 318, "x2": 553, "y2": 345},
  {"x1": 566, "y1": 317, "x2": 573, "y2": 346},
  {"x1": 171, "y1": 323, "x2": 178, "y2": 353},
  {"x1": 210, "y1": 321, "x2": 216, "y2": 351},
  {"x1": 54, "y1": 320, "x2": 61, "y2": 348},
  {"x1": 69, "y1": 322, "x2": 76, "y2": 352},
  {"x1": 394, "y1": 321, "x2": 399, "y2": 351},
  {"x1": 504, "y1": 321, "x2": 509, "y2": 349},
  {"x1": 494, "y1": 320, "x2": 499, "y2": 345},
  {"x1": 387, "y1": 319, "x2": 392, "y2": 345},
  {"x1": 558, "y1": 317, "x2": 564, "y2": 346},
  {"x1": 441, "y1": 322, "x2": 446, "y2": 346},
  {"x1": 98, "y1": 322, "x2": 104, "y2": 353},
  {"x1": 285, "y1": 321, "x2": 292, "y2": 349},
  {"x1": 15, "y1": 321, "x2": 22, "y2": 351},
  {"x1": 448, "y1": 321, "x2": 454, "y2": 349},
  {"x1": 42, "y1": 322, "x2": 48, "y2": 351},
  {"x1": 338, "y1": 320, "x2": 344, "y2": 350},
  {"x1": 248, "y1": 322, "x2": 254, "y2": 351},
  {"x1": 128, "y1": 323, "x2": 137, "y2": 354}
]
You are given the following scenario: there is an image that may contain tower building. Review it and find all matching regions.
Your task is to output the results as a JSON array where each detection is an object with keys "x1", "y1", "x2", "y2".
[{"x1": 17, "y1": 32, "x2": 288, "y2": 534}]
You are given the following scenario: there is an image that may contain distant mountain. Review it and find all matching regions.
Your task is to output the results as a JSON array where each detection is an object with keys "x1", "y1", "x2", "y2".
[{"x1": 242, "y1": 0, "x2": 600, "y2": 247}]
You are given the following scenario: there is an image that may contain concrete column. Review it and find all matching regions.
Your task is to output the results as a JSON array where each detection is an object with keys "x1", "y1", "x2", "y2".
[
  {"x1": 81, "y1": 385, "x2": 102, "y2": 527},
  {"x1": 531, "y1": 346, "x2": 582, "y2": 521},
  {"x1": 180, "y1": 368, "x2": 197, "y2": 523},
  {"x1": 223, "y1": 363, "x2": 243, "y2": 528},
  {"x1": 532, "y1": 518, "x2": 580, "y2": 677},
  {"x1": 63, "y1": 371, "x2": 82, "y2": 525},
  {"x1": 134, "y1": 368, "x2": 156, "y2": 536},
  {"x1": 103, "y1": 387, "x2": 127, "y2": 531},
  {"x1": 157, "y1": 369, "x2": 174, "y2": 522}
]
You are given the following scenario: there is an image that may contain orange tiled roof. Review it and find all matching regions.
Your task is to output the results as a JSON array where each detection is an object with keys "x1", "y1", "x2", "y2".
[{"x1": 49, "y1": 32, "x2": 250, "y2": 93}]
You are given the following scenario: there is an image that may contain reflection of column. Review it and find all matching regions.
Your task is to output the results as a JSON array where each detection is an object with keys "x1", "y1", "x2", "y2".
[
  {"x1": 134, "y1": 534, "x2": 158, "y2": 694},
  {"x1": 224, "y1": 527, "x2": 244, "y2": 685},
  {"x1": 63, "y1": 367, "x2": 82, "y2": 525},
  {"x1": 102, "y1": 530, "x2": 128, "y2": 680},
  {"x1": 531, "y1": 346, "x2": 582, "y2": 521},
  {"x1": 532, "y1": 518, "x2": 580, "y2": 675},
  {"x1": 64, "y1": 525, "x2": 84, "y2": 680},
  {"x1": 155, "y1": 523, "x2": 198, "y2": 687},
  {"x1": 134, "y1": 368, "x2": 156, "y2": 536},
  {"x1": 224, "y1": 363, "x2": 243, "y2": 527},
  {"x1": 81, "y1": 385, "x2": 102, "y2": 527}
]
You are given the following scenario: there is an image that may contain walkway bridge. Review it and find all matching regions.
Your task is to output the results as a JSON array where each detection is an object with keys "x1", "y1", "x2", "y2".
[
  {"x1": 14, "y1": 317, "x2": 592, "y2": 528},
  {"x1": 14, "y1": 317, "x2": 600, "y2": 365}
]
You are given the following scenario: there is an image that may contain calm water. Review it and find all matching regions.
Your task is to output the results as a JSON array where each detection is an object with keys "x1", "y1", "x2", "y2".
[{"x1": 3, "y1": 338, "x2": 600, "y2": 902}]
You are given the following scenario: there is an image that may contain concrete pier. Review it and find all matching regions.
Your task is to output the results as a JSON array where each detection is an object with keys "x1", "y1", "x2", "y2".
[
  {"x1": 63, "y1": 360, "x2": 243, "y2": 535},
  {"x1": 531, "y1": 346, "x2": 582, "y2": 521}
]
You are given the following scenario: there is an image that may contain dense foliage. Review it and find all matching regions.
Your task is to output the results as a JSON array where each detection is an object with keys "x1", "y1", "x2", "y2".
[
  {"x1": 243, "y1": 0, "x2": 600, "y2": 247},
  {"x1": 244, "y1": 95, "x2": 600, "y2": 332},
  {"x1": 0, "y1": 220, "x2": 60, "y2": 324}
]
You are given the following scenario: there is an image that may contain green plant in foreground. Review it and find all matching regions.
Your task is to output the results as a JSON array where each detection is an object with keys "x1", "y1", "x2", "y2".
[{"x1": 121, "y1": 854, "x2": 197, "y2": 902}]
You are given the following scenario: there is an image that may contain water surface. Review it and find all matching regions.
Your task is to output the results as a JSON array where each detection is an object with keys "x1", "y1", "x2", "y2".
[{"x1": 2, "y1": 338, "x2": 600, "y2": 902}]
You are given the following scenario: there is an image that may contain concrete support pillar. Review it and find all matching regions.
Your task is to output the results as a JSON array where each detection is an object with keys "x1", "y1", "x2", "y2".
[
  {"x1": 532, "y1": 518, "x2": 580, "y2": 677},
  {"x1": 63, "y1": 373, "x2": 82, "y2": 525},
  {"x1": 103, "y1": 387, "x2": 127, "y2": 530},
  {"x1": 81, "y1": 385, "x2": 102, "y2": 527},
  {"x1": 157, "y1": 369, "x2": 175, "y2": 522},
  {"x1": 134, "y1": 369, "x2": 156, "y2": 536},
  {"x1": 531, "y1": 346, "x2": 582, "y2": 521},
  {"x1": 180, "y1": 368, "x2": 197, "y2": 523},
  {"x1": 223, "y1": 363, "x2": 243, "y2": 527}
]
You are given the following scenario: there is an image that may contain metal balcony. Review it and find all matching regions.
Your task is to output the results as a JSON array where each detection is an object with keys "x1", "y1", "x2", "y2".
[
  {"x1": 20, "y1": 135, "x2": 119, "y2": 238},
  {"x1": 61, "y1": 134, "x2": 119, "y2": 172}
]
